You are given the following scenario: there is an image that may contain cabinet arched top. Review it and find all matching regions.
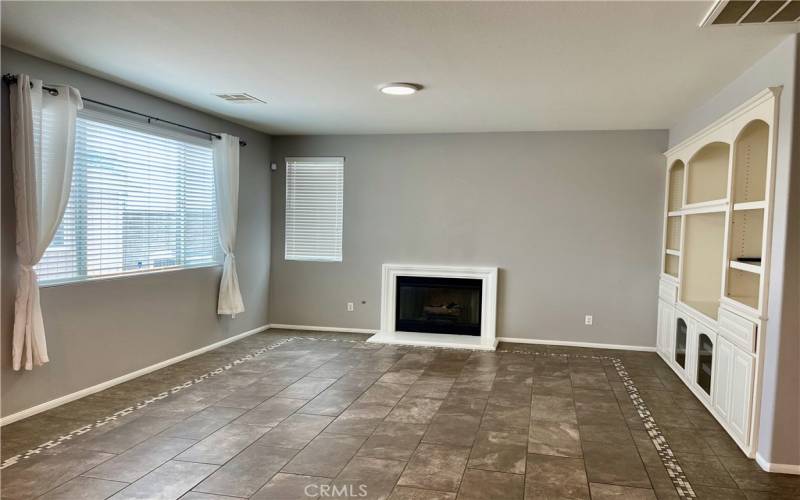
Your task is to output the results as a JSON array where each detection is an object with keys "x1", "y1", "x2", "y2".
[
  {"x1": 664, "y1": 86, "x2": 780, "y2": 163},
  {"x1": 734, "y1": 119, "x2": 769, "y2": 144},
  {"x1": 687, "y1": 141, "x2": 730, "y2": 166},
  {"x1": 669, "y1": 159, "x2": 685, "y2": 172},
  {"x1": 686, "y1": 142, "x2": 730, "y2": 205}
]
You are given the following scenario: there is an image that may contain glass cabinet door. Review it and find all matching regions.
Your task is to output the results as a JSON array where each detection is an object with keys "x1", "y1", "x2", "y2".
[
  {"x1": 675, "y1": 318, "x2": 687, "y2": 369},
  {"x1": 697, "y1": 333, "x2": 714, "y2": 395}
]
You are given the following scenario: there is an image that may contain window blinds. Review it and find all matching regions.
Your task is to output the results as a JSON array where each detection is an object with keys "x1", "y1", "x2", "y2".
[
  {"x1": 36, "y1": 111, "x2": 219, "y2": 284},
  {"x1": 285, "y1": 157, "x2": 344, "y2": 262}
]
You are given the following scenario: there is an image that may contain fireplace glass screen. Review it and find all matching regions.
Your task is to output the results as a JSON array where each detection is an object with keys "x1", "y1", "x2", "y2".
[{"x1": 395, "y1": 276, "x2": 482, "y2": 335}]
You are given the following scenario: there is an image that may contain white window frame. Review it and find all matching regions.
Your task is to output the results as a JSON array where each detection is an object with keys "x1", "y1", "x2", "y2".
[
  {"x1": 284, "y1": 156, "x2": 345, "y2": 262},
  {"x1": 38, "y1": 108, "x2": 222, "y2": 287}
]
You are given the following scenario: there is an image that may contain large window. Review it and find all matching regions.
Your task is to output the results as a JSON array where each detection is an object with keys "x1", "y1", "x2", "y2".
[
  {"x1": 285, "y1": 157, "x2": 344, "y2": 262},
  {"x1": 37, "y1": 110, "x2": 219, "y2": 284}
]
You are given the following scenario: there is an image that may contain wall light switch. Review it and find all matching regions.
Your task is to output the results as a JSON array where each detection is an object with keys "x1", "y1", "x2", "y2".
[
  {"x1": 585, "y1": 315, "x2": 593, "y2": 325},
  {"x1": 347, "y1": 302, "x2": 354, "y2": 312}
]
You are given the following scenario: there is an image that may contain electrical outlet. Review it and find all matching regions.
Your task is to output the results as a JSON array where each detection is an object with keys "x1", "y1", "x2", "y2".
[
  {"x1": 585, "y1": 315, "x2": 593, "y2": 325},
  {"x1": 347, "y1": 302, "x2": 354, "y2": 312}
]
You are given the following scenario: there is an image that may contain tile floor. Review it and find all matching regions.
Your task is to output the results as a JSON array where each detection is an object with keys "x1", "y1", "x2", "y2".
[{"x1": 1, "y1": 330, "x2": 799, "y2": 499}]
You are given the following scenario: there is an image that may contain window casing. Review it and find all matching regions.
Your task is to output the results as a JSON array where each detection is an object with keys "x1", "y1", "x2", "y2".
[
  {"x1": 285, "y1": 157, "x2": 344, "y2": 262},
  {"x1": 36, "y1": 110, "x2": 220, "y2": 284}
]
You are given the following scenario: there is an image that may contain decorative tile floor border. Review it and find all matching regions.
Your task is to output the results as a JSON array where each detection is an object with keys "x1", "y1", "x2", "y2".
[{"x1": 0, "y1": 336, "x2": 696, "y2": 499}]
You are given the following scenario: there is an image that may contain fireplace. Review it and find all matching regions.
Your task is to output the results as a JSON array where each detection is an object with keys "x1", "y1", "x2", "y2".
[
  {"x1": 372, "y1": 264, "x2": 498, "y2": 350},
  {"x1": 395, "y1": 276, "x2": 482, "y2": 335}
]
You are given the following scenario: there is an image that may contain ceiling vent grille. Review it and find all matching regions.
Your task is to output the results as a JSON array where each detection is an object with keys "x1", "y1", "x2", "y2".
[
  {"x1": 214, "y1": 93, "x2": 266, "y2": 104},
  {"x1": 701, "y1": 0, "x2": 800, "y2": 26}
]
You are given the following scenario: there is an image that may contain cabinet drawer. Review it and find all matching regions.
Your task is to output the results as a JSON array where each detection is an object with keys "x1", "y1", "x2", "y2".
[
  {"x1": 719, "y1": 308, "x2": 757, "y2": 353},
  {"x1": 659, "y1": 279, "x2": 678, "y2": 304}
]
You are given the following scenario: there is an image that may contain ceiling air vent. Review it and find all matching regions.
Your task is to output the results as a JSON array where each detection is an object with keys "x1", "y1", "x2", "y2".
[
  {"x1": 214, "y1": 93, "x2": 266, "y2": 104},
  {"x1": 701, "y1": 0, "x2": 800, "y2": 26}
]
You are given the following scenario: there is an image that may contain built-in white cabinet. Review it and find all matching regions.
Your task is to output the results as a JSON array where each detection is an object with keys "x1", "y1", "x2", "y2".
[
  {"x1": 713, "y1": 335, "x2": 735, "y2": 422},
  {"x1": 656, "y1": 87, "x2": 780, "y2": 458},
  {"x1": 694, "y1": 328, "x2": 716, "y2": 402},
  {"x1": 656, "y1": 300, "x2": 674, "y2": 359},
  {"x1": 673, "y1": 312, "x2": 691, "y2": 375},
  {"x1": 713, "y1": 333, "x2": 756, "y2": 446}
]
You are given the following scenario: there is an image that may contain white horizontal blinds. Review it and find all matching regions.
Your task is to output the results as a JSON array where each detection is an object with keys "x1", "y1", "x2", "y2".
[
  {"x1": 285, "y1": 157, "x2": 344, "y2": 262},
  {"x1": 36, "y1": 112, "x2": 218, "y2": 283}
]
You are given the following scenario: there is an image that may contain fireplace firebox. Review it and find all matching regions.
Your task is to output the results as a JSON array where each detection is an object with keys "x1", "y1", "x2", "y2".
[{"x1": 395, "y1": 276, "x2": 482, "y2": 335}]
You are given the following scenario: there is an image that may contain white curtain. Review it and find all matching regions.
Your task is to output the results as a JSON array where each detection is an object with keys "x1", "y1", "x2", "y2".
[
  {"x1": 9, "y1": 74, "x2": 83, "y2": 370},
  {"x1": 213, "y1": 133, "x2": 245, "y2": 316}
]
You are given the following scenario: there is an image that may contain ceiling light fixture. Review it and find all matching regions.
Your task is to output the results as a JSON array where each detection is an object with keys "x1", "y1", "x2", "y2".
[{"x1": 379, "y1": 82, "x2": 423, "y2": 96}]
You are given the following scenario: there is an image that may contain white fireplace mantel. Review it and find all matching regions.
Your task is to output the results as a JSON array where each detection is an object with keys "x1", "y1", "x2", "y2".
[{"x1": 368, "y1": 264, "x2": 499, "y2": 351}]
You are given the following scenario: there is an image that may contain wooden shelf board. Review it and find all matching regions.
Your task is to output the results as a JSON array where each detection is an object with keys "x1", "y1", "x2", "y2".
[
  {"x1": 720, "y1": 297, "x2": 762, "y2": 321},
  {"x1": 733, "y1": 201, "x2": 766, "y2": 211},
  {"x1": 725, "y1": 294, "x2": 759, "y2": 311},
  {"x1": 730, "y1": 260, "x2": 762, "y2": 275},
  {"x1": 684, "y1": 198, "x2": 728, "y2": 209}
]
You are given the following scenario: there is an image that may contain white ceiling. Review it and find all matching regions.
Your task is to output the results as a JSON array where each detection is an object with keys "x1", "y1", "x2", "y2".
[{"x1": 2, "y1": 1, "x2": 797, "y2": 135}]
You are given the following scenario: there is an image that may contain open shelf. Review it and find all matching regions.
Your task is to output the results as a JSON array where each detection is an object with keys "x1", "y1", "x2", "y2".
[
  {"x1": 730, "y1": 208, "x2": 764, "y2": 264},
  {"x1": 681, "y1": 212, "x2": 726, "y2": 320},
  {"x1": 733, "y1": 120, "x2": 769, "y2": 205},
  {"x1": 666, "y1": 216, "x2": 681, "y2": 251},
  {"x1": 733, "y1": 201, "x2": 766, "y2": 211},
  {"x1": 668, "y1": 161, "x2": 685, "y2": 211},
  {"x1": 687, "y1": 142, "x2": 730, "y2": 205},
  {"x1": 730, "y1": 260, "x2": 761, "y2": 274},
  {"x1": 726, "y1": 268, "x2": 760, "y2": 310},
  {"x1": 665, "y1": 254, "x2": 679, "y2": 278}
]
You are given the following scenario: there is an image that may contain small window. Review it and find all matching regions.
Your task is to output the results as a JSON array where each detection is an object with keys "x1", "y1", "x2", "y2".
[
  {"x1": 37, "y1": 110, "x2": 219, "y2": 284},
  {"x1": 285, "y1": 157, "x2": 344, "y2": 262}
]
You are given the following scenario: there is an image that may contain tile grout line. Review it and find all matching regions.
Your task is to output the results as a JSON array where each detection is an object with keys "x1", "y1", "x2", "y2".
[
  {"x1": 1, "y1": 336, "x2": 697, "y2": 500},
  {"x1": 497, "y1": 346, "x2": 697, "y2": 499},
  {"x1": 0, "y1": 336, "x2": 297, "y2": 470}
]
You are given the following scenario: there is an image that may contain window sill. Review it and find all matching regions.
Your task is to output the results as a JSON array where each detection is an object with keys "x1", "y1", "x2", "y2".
[{"x1": 39, "y1": 262, "x2": 223, "y2": 288}]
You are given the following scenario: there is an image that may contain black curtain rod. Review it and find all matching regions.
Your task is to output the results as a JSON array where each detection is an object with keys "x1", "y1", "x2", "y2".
[{"x1": 2, "y1": 74, "x2": 247, "y2": 147}]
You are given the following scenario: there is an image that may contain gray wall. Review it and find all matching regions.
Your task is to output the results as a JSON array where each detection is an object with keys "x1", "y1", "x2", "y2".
[
  {"x1": 1, "y1": 48, "x2": 272, "y2": 417},
  {"x1": 668, "y1": 34, "x2": 799, "y2": 468},
  {"x1": 269, "y1": 130, "x2": 667, "y2": 348}
]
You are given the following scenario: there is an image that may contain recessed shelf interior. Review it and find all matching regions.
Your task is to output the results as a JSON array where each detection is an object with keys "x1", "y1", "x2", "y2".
[
  {"x1": 733, "y1": 120, "x2": 769, "y2": 204},
  {"x1": 730, "y1": 208, "x2": 764, "y2": 263},
  {"x1": 666, "y1": 216, "x2": 681, "y2": 251},
  {"x1": 687, "y1": 142, "x2": 730, "y2": 205},
  {"x1": 665, "y1": 254, "x2": 679, "y2": 278},
  {"x1": 727, "y1": 268, "x2": 760, "y2": 310},
  {"x1": 681, "y1": 212, "x2": 726, "y2": 320},
  {"x1": 668, "y1": 161, "x2": 685, "y2": 211}
]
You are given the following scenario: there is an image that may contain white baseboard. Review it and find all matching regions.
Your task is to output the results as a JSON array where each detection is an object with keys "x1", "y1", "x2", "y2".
[
  {"x1": 497, "y1": 336, "x2": 657, "y2": 352},
  {"x1": 0, "y1": 324, "x2": 270, "y2": 427},
  {"x1": 269, "y1": 323, "x2": 378, "y2": 335},
  {"x1": 756, "y1": 453, "x2": 800, "y2": 475}
]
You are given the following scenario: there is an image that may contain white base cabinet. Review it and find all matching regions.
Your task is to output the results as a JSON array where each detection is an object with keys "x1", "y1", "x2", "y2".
[
  {"x1": 712, "y1": 334, "x2": 755, "y2": 447},
  {"x1": 657, "y1": 289, "x2": 760, "y2": 457}
]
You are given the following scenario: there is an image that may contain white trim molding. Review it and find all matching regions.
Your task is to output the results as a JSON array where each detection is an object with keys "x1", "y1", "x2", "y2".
[
  {"x1": 0, "y1": 324, "x2": 270, "y2": 427},
  {"x1": 498, "y1": 336, "x2": 657, "y2": 352},
  {"x1": 369, "y1": 263, "x2": 498, "y2": 351},
  {"x1": 269, "y1": 324, "x2": 377, "y2": 335},
  {"x1": 756, "y1": 453, "x2": 800, "y2": 475}
]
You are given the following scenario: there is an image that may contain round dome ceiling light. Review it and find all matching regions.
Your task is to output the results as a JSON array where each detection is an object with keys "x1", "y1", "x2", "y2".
[{"x1": 379, "y1": 82, "x2": 423, "y2": 95}]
